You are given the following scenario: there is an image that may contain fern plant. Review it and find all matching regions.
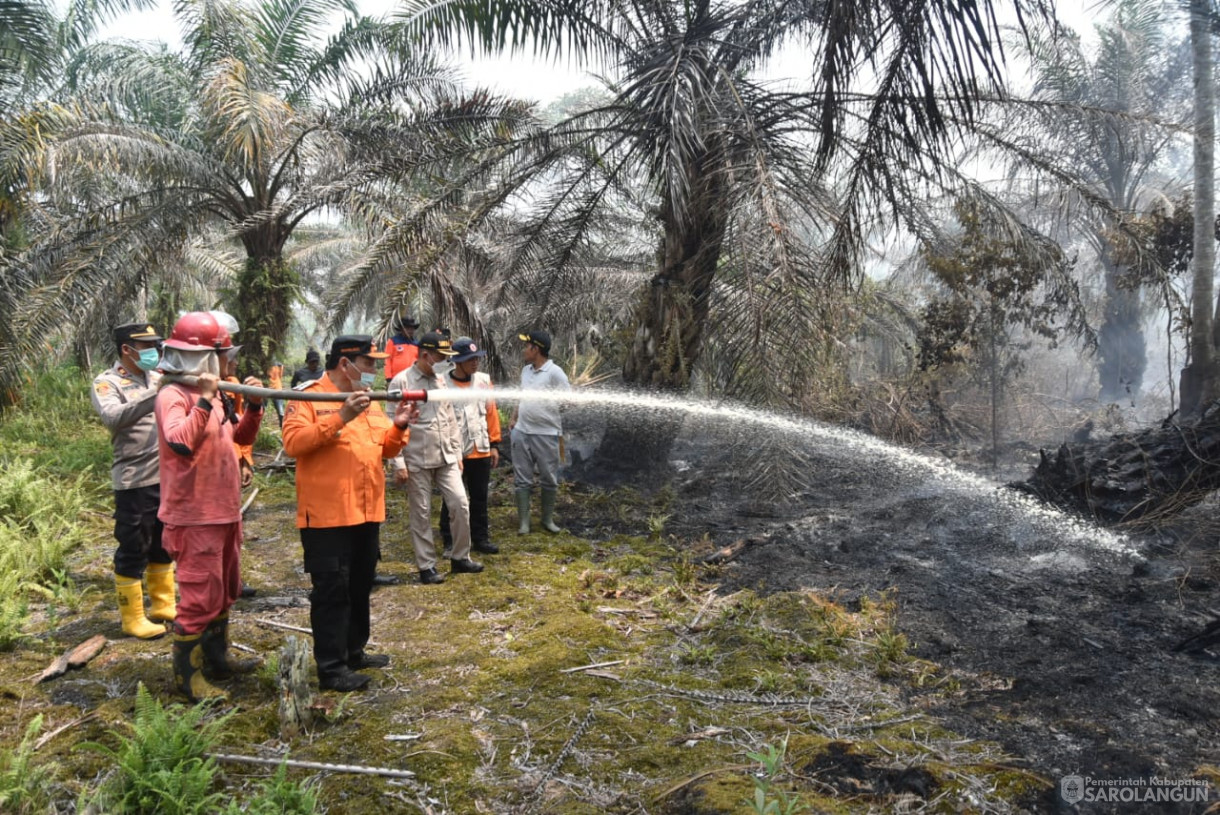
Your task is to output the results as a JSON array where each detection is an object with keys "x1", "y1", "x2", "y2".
[
  {"x1": 0, "y1": 715, "x2": 57, "y2": 814},
  {"x1": 82, "y1": 684, "x2": 231, "y2": 815},
  {"x1": 223, "y1": 762, "x2": 319, "y2": 815}
]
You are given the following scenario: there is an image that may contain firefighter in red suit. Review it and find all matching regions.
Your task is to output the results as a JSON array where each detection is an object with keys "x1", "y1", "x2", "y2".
[{"x1": 156, "y1": 311, "x2": 264, "y2": 702}]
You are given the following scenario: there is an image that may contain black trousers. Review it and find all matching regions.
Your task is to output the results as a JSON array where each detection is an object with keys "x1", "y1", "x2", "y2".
[
  {"x1": 440, "y1": 456, "x2": 492, "y2": 547},
  {"x1": 301, "y1": 523, "x2": 380, "y2": 680},
  {"x1": 113, "y1": 485, "x2": 171, "y2": 579}
]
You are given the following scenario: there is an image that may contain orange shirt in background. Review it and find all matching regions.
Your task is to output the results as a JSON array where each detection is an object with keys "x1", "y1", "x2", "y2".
[
  {"x1": 384, "y1": 338, "x2": 419, "y2": 381},
  {"x1": 224, "y1": 376, "x2": 256, "y2": 467}
]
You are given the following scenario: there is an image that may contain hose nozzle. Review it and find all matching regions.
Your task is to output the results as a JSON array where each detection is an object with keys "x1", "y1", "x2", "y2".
[{"x1": 389, "y1": 389, "x2": 429, "y2": 403}]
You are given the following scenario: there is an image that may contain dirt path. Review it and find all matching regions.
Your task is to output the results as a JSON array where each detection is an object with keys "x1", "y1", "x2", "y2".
[{"x1": 663, "y1": 427, "x2": 1220, "y2": 812}]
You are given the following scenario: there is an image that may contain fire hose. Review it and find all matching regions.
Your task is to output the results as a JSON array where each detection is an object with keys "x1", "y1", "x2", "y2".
[{"x1": 162, "y1": 375, "x2": 429, "y2": 403}]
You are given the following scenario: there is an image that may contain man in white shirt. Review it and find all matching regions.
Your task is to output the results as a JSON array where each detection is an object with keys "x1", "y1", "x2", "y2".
[{"x1": 508, "y1": 331, "x2": 570, "y2": 534}]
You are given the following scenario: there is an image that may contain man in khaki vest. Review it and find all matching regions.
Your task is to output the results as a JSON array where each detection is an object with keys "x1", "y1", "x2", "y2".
[
  {"x1": 390, "y1": 332, "x2": 484, "y2": 584},
  {"x1": 439, "y1": 337, "x2": 502, "y2": 555}
]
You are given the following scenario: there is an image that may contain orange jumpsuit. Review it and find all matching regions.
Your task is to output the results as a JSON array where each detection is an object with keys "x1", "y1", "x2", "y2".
[
  {"x1": 156, "y1": 382, "x2": 262, "y2": 634},
  {"x1": 281, "y1": 372, "x2": 409, "y2": 683},
  {"x1": 384, "y1": 336, "x2": 419, "y2": 381}
]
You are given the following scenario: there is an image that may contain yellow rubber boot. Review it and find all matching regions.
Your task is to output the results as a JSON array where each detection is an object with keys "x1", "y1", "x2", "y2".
[
  {"x1": 145, "y1": 563, "x2": 177, "y2": 623},
  {"x1": 172, "y1": 631, "x2": 228, "y2": 703},
  {"x1": 115, "y1": 575, "x2": 166, "y2": 640}
]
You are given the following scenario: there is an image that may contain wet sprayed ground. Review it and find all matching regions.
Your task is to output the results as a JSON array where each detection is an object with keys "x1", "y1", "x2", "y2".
[{"x1": 573, "y1": 403, "x2": 1220, "y2": 813}]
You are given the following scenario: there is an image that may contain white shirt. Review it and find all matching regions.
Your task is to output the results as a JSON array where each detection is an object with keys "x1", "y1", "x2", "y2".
[{"x1": 515, "y1": 359, "x2": 569, "y2": 435}]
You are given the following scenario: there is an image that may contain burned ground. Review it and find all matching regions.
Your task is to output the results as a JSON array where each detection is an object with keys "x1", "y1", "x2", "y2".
[{"x1": 665, "y1": 417, "x2": 1220, "y2": 814}]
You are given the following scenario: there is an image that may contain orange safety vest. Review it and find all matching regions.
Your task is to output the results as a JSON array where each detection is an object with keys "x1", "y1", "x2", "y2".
[
  {"x1": 384, "y1": 338, "x2": 419, "y2": 381},
  {"x1": 282, "y1": 373, "x2": 408, "y2": 529},
  {"x1": 268, "y1": 364, "x2": 283, "y2": 390}
]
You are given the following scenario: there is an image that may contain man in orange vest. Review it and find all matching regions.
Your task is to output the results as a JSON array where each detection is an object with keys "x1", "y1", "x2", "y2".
[
  {"x1": 283, "y1": 335, "x2": 419, "y2": 692},
  {"x1": 383, "y1": 316, "x2": 420, "y2": 381},
  {"x1": 214, "y1": 312, "x2": 260, "y2": 599},
  {"x1": 211, "y1": 312, "x2": 256, "y2": 488}
]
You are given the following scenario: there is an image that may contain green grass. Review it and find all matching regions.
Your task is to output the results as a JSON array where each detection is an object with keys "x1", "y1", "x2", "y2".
[
  {"x1": 0, "y1": 458, "x2": 96, "y2": 649},
  {"x1": 0, "y1": 715, "x2": 56, "y2": 814},
  {"x1": 0, "y1": 365, "x2": 112, "y2": 481}
]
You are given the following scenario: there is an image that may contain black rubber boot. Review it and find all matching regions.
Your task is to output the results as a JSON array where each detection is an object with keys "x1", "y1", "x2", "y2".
[
  {"x1": 319, "y1": 669, "x2": 371, "y2": 692},
  {"x1": 200, "y1": 613, "x2": 261, "y2": 680},
  {"x1": 540, "y1": 488, "x2": 562, "y2": 533},
  {"x1": 515, "y1": 488, "x2": 531, "y2": 534},
  {"x1": 172, "y1": 629, "x2": 227, "y2": 703}
]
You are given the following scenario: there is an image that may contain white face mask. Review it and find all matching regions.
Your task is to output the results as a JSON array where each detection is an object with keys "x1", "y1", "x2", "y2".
[
  {"x1": 433, "y1": 360, "x2": 455, "y2": 377},
  {"x1": 344, "y1": 360, "x2": 374, "y2": 390}
]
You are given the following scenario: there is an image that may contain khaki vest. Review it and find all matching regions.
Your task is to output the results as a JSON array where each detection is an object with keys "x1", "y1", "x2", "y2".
[{"x1": 446, "y1": 371, "x2": 492, "y2": 457}]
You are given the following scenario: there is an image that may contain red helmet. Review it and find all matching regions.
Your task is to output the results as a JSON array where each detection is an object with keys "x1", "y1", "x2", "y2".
[{"x1": 164, "y1": 311, "x2": 223, "y2": 351}]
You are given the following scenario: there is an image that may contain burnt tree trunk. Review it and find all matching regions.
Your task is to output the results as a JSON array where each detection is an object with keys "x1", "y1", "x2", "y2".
[
  {"x1": 595, "y1": 166, "x2": 728, "y2": 477},
  {"x1": 1015, "y1": 404, "x2": 1220, "y2": 524},
  {"x1": 1096, "y1": 253, "x2": 1146, "y2": 404},
  {"x1": 1181, "y1": 0, "x2": 1219, "y2": 418}
]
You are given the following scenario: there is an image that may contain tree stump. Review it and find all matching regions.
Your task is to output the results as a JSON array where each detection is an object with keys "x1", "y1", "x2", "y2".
[
  {"x1": 278, "y1": 636, "x2": 314, "y2": 739},
  {"x1": 1014, "y1": 404, "x2": 1220, "y2": 524}
]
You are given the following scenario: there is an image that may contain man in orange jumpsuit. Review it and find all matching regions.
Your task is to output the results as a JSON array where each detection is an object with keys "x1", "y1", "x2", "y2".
[
  {"x1": 383, "y1": 315, "x2": 420, "y2": 381},
  {"x1": 282, "y1": 335, "x2": 419, "y2": 692},
  {"x1": 157, "y1": 312, "x2": 264, "y2": 702}
]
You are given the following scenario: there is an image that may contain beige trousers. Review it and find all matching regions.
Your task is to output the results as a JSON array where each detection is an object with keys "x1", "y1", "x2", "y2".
[{"x1": 406, "y1": 462, "x2": 471, "y2": 570}]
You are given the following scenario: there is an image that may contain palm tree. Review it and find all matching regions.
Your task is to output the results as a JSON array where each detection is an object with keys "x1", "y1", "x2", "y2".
[
  {"x1": 3, "y1": 0, "x2": 527, "y2": 383},
  {"x1": 1180, "y1": 0, "x2": 1218, "y2": 416},
  {"x1": 394, "y1": 0, "x2": 1057, "y2": 401},
  {"x1": 1011, "y1": 0, "x2": 1188, "y2": 404},
  {"x1": 1, "y1": 0, "x2": 155, "y2": 240}
]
